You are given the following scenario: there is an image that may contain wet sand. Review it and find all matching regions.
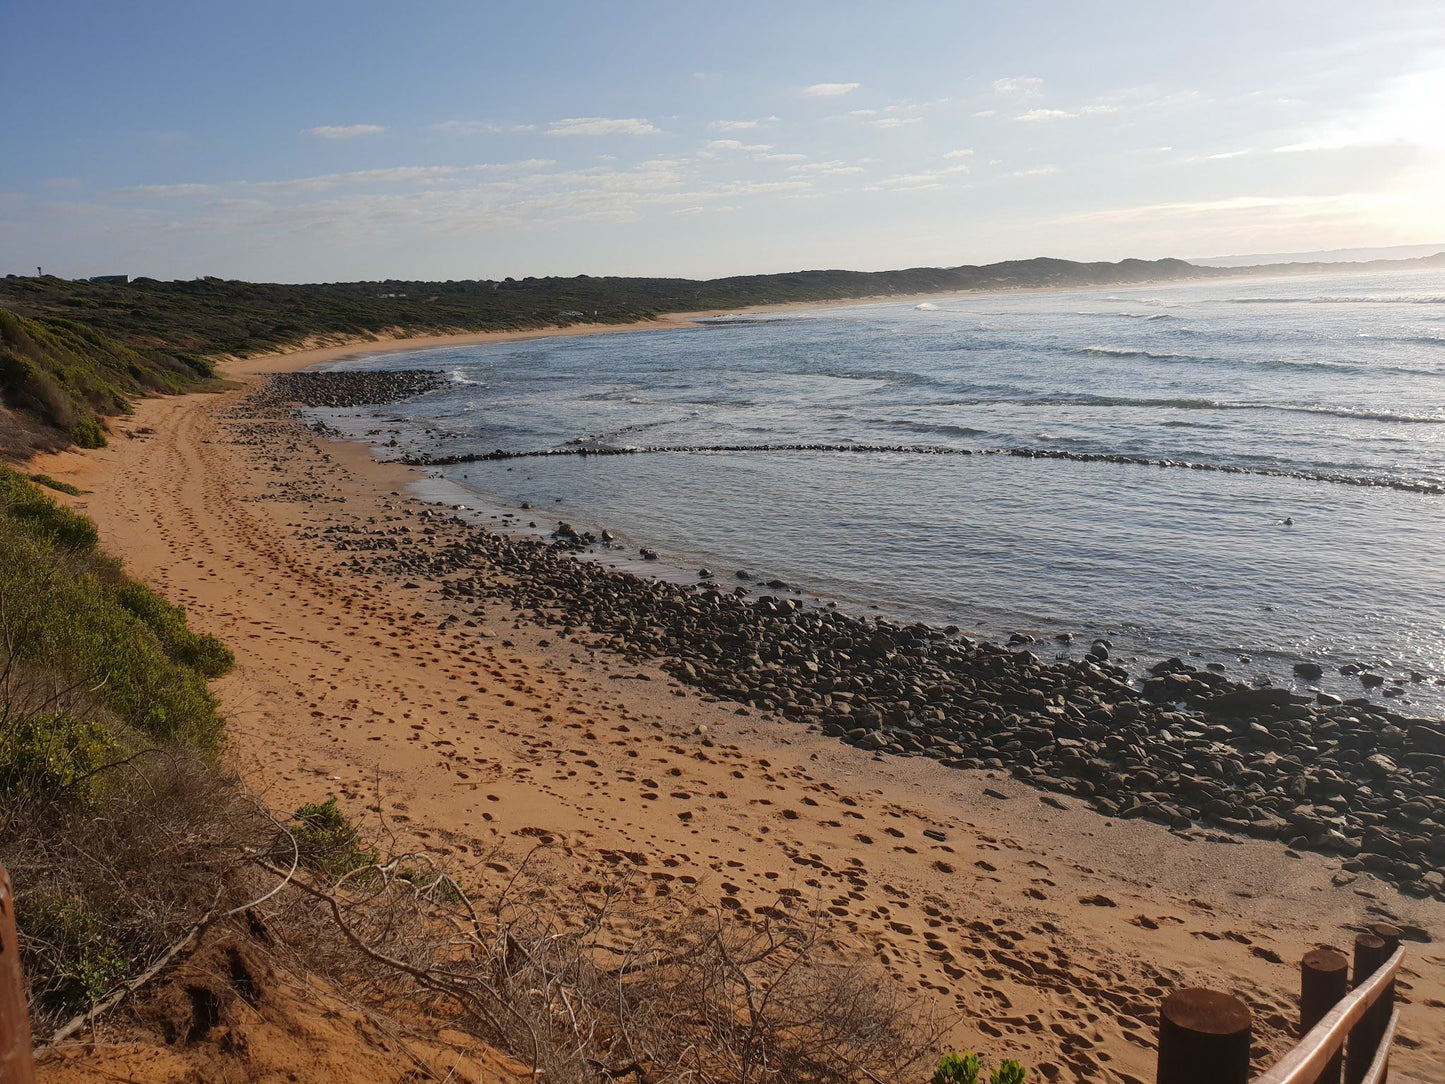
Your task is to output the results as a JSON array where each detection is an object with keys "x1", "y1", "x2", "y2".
[{"x1": 29, "y1": 328, "x2": 1445, "y2": 1082}]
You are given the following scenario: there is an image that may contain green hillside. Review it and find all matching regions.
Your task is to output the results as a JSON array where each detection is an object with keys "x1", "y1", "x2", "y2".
[
  {"x1": 0, "y1": 257, "x2": 1212, "y2": 363},
  {"x1": 0, "y1": 308, "x2": 217, "y2": 454}
]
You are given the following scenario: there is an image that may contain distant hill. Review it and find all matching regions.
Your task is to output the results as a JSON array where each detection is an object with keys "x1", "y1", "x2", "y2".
[
  {"x1": 0, "y1": 256, "x2": 1212, "y2": 362},
  {"x1": 1, "y1": 249, "x2": 1440, "y2": 455}
]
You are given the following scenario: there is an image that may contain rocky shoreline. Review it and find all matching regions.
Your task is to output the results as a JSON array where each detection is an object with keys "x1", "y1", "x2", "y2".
[
  {"x1": 268, "y1": 372, "x2": 1445, "y2": 902},
  {"x1": 252, "y1": 369, "x2": 1445, "y2": 497},
  {"x1": 256, "y1": 368, "x2": 450, "y2": 408},
  {"x1": 408, "y1": 438, "x2": 1445, "y2": 497}
]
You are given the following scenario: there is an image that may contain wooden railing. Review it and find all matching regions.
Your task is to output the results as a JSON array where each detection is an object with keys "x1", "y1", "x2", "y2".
[{"x1": 1157, "y1": 923, "x2": 1407, "y2": 1084}]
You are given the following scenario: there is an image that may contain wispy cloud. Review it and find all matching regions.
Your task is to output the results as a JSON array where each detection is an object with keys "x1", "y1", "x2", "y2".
[
  {"x1": 1054, "y1": 193, "x2": 1380, "y2": 225},
  {"x1": 698, "y1": 139, "x2": 805, "y2": 162},
  {"x1": 700, "y1": 139, "x2": 773, "y2": 156},
  {"x1": 125, "y1": 182, "x2": 221, "y2": 197},
  {"x1": 303, "y1": 124, "x2": 386, "y2": 140},
  {"x1": 1015, "y1": 108, "x2": 1076, "y2": 122},
  {"x1": 848, "y1": 103, "x2": 938, "y2": 129},
  {"x1": 95, "y1": 155, "x2": 826, "y2": 246},
  {"x1": 943, "y1": 149, "x2": 975, "y2": 159},
  {"x1": 788, "y1": 160, "x2": 865, "y2": 176},
  {"x1": 864, "y1": 163, "x2": 972, "y2": 192},
  {"x1": 672, "y1": 204, "x2": 739, "y2": 216},
  {"x1": 546, "y1": 117, "x2": 661, "y2": 137},
  {"x1": 1008, "y1": 166, "x2": 1059, "y2": 178},
  {"x1": 803, "y1": 82, "x2": 860, "y2": 98},
  {"x1": 1015, "y1": 104, "x2": 1116, "y2": 122},
  {"x1": 991, "y1": 76, "x2": 1043, "y2": 98},
  {"x1": 431, "y1": 120, "x2": 538, "y2": 135},
  {"x1": 1265, "y1": 65, "x2": 1445, "y2": 156},
  {"x1": 709, "y1": 117, "x2": 779, "y2": 131},
  {"x1": 120, "y1": 161, "x2": 559, "y2": 198}
]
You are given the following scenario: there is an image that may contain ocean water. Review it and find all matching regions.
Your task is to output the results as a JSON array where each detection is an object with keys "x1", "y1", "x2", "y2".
[{"x1": 315, "y1": 267, "x2": 1445, "y2": 715}]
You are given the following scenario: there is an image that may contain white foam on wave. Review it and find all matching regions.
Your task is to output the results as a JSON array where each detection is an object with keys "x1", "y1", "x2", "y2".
[
  {"x1": 1221, "y1": 295, "x2": 1445, "y2": 305},
  {"x1": 1082, "y1": 345, "x2": 1193, "y2": 360},
  {"x1": 915, "y1": 302, "x2": 939, "y2": 311}
]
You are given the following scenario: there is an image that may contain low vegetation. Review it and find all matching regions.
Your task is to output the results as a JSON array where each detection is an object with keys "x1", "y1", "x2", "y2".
[
  {"x1": 0, "y1": 466, "x2": 230, "y2": 750},
  {"x1": 0, "y1": 308, "x2": 222, "y2": 456},
  {"x1": 25, "y1": 473, "x2": 83, "y2": 495},
  {"x1": 933, "y1": 1050, "x2": 1029, "y2": 1084},
  {"x1": 252, "y1": 800, "x2": 941, "y2": 1084},
  {"x1": 0, "y1": 464, "x2": 247, "y2": 1019}
]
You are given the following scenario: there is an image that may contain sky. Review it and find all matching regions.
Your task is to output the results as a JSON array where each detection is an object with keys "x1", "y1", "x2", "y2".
[{"x1": 2, "y1": 0, "x2": 1443, "y2": 282}]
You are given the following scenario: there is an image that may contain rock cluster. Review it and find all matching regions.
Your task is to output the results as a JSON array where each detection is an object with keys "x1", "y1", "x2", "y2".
[
  {"x1": 330, "y1": 501, "x2": 1445, "y2": 901},
  {"x1": 259, "y1": 369, "x2": 448, "y2": 408},
  {"x1": 404, "y1": 441, "x2": 1444, "y2": 496}
]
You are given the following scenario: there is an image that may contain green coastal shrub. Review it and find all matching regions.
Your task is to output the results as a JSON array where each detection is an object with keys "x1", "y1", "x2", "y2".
[
  {"x1": 0, "y1": 465, "x2": 227, "y2": 750},
  {"x1": 292, "y1": 797, "x2": 379, "y2": 876},
  {"x1": 27, "y1": 473, "x2": 83, "y2": 496},
  {"x1": 0, "y1": 711, "x2": 115, "y2": 802},
  {"x1": 0, "y1": 464, "x2": 98, "y2": 549},
  {"x1": 70, "y1": 416, "x2": 107, "y2": 448},
  {"x1": 174, "y1": 352, "x2": 217, "y2": 378},
  {"x1": 0, "y1": 466, "x2": 243, "y2": 1030},
  {"x1": 933, "y1": 1052, "x2": 1026, "y2": 1084},
  {"x1": 113, "y1": 581, "x2": 235, "y2": 677},
  {"x1": 933, "y1": 1051, "x2": 980, "y2": 1084},
  {"x1": 17, "y1": 895, "x2": 129, "y2": 1011}
]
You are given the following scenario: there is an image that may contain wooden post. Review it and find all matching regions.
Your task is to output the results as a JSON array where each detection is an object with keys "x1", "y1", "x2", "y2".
[
  {"x1": 1368, "y1": 924, "x2": 1401, "y2": 1084},
  {"x1": 1301, "y1": 948, "x2": 1350, "y2": 1084},
  {"x1": 1157, "y1": 987, "x2": 1252, "y2": 1084},
  {"x1": 1345, "y1": 931, "x2": 1390, "y2": 1084},
  {"x1": 0, "y1": 866, "x2": 36, "y2": 1084}
]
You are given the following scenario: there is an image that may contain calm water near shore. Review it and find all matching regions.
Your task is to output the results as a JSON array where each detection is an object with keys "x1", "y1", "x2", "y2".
[{"x1": 315, "y1": 268, "x2": 1445, "y2": 715}]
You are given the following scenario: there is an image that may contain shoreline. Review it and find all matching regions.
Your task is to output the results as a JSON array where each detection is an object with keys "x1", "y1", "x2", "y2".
[
  {"x1": 291, "y1": 307, "x2": 1445, "y2": 717},
  {"x1": 207, "y1": 261, "x2": 1338, "y2": 382},
  {"x1": 281, "y1": 370, "x2": 1445, "y2": 895},
  {"x1": 213, "y1": 287, "x2": 991, "y2": 381},
  {"x1": 26, "y1": 302, "x2": 1445, "y2": 1078}
]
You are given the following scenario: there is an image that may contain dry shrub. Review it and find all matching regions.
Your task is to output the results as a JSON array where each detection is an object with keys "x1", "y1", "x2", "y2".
[
  {"x1": 1, "y1": 640, "x2": 269, "y2": 1030},
  {"x1": 255, "y1": 830, "x2": 941, "y2": 1084},
  {"x1": 2, "y1": 728, "x2": 270, "y2": 1028}
]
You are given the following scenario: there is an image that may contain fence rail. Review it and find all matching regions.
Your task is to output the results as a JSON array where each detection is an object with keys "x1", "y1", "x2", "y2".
[{"x1": 1157, "y1": 923, "x2": 1407, "y2": 1084}]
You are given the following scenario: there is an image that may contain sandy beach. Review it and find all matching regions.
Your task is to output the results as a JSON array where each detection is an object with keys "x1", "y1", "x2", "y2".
[{"x1": 28, "y1": 326, "x2": 1445, "y2": 1082}]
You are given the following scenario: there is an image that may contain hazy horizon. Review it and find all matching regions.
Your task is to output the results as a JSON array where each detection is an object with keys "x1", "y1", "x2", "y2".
[
  {"x1": 3, "y1": 1, "x2": 1444, "y2": 282},
  {"x1": 12, "y1": 242, "x2": 1445, "y2": 288}
]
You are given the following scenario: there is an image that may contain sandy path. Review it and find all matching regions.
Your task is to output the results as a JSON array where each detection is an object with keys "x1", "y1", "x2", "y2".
[{"x1": 30, "y1": 333, "x2": 1445, "y2": 1083}]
